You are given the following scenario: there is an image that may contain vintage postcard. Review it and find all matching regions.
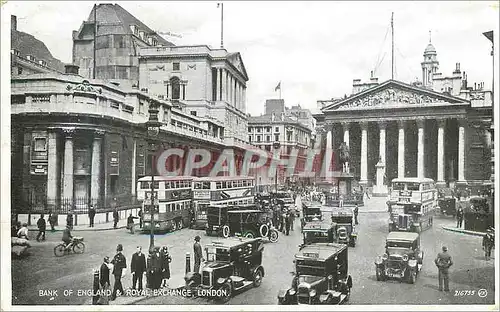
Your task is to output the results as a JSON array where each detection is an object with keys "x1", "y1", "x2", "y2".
[{"x1": 1, "y1": 1, "x2": 498, "y2": 311}]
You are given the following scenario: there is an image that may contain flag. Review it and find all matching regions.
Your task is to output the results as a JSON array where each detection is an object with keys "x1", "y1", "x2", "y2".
[{"x1": 275, "y1": 81, "x2": 281, "y2": 92}]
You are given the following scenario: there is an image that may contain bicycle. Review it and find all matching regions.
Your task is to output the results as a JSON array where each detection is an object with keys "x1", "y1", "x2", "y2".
[{"x1": 54, "y1": 237, "x2": 85, "y2": 257}]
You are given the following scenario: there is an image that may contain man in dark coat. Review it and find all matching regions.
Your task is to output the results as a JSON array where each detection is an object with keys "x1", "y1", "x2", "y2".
[
  {"x1": 113, "y1": 208, "x2": 119, "y2": 229},
  {"x1": 147, "y1": 247, "x2": 162, "y2": 289},
  {"x1": 48, "y1": 212, "x2": 56, "y2": 231},
  {"x1": 285, "y1": 211, "x2": 291, "y2": 236},
  {"x1": 110, "y1": 244, "x2": 127, "y2": 300},
  {"x1": 456, "y1": 207, "x2": 464, "y2": 228},
  {"x1": 193, "y1": 236, "x2": 204, "y2": 273},
  {"x1": 36, "y1": 214, "x2": 46, "y2": 242},
  {"x1": 66, "y1": 213, "x2": 73, "y2": 230},
  {"x1": 131, "y1": 246, "x2": 146, "y2": 291},
  {"x1": 434, "y1": 246, "x2": 453, "y2": 292},
  {"x1": 138, "y1": 209, "x2": 143, "y2": 228},
  {"x1": 88, "y1": 205, "x2": 96, "y2": 227},
  {"x1": 483, "y1": 228, "x2": 494, "y2": 260},
  {"x1": 354, "y1": 204, "x2": 359, "y2": 225},
  {"x1": 100, "y1": 256, "x2": 111, "y2": 288}
]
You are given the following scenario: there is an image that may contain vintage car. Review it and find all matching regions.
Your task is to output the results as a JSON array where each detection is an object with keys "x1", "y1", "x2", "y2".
[
  {"x1": 330, "y1": 208, "x2": 357, "y2": 247},
  {"x1": 300, "y1": 220, "x2": 335, "y2": 248},
  {"x1": 301, "y1": 202, "x2": 323, "y2": 228},
  {"x1": 374, "y1": 232, "x2": 423, "y2": 284},
  {"x1": 437, "y1": 188, "x2": 456, "y2": 216},
  {"x1": 206, "y1": 204, "x2": 258, "y2": 236},
  {"x1": 185, "y1": 237, "x2": 265, "y2": 303},
  {"x1": 216, "y1": 209, "x2": 279, "y2": 242},
  {"x1": 277, "y1": 243, "x2": 353, "y2": 305}
]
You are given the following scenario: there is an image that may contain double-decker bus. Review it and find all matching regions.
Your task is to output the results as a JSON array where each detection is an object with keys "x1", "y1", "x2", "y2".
[
  {"x1": 137, "y1": 176, "x2": 192, "y2": 232},
  {"x1": 387, "y1": 178, "x2": 438, "y2": 233},
  {"x1": 192, "y1": 176, "x2": 255, "y2": 229}
]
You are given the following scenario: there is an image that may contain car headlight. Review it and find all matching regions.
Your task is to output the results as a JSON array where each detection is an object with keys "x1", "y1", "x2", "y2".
[
  {"x1": 403, "y1": 254, "x2": 409, "y2": 261},
  {"x1": 382, "y1": 253, "x2": 388, "y2": 260},
  {"x1": 309, "y1": 289, "x2": 317, "y2": 297},
  {"x1": 288, "y1": 289, "x2": 296, "y2": 296}
]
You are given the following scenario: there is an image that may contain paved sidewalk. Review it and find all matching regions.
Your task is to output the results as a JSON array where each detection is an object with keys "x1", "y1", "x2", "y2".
[
  {"x1": 28, "y1": 219, "x2": 128, "y2": 232},
  {"x1": 442, "y1": 226, "x2": 486, "y2": 237},
  {"x1": 110, "y1": 274, "x2": 185, "y2": 305}
]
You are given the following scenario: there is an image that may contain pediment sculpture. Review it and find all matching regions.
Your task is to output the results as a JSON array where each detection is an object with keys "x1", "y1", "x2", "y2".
[{"x1": 66, "y1": 80, "x2": 102, "y2": 94}]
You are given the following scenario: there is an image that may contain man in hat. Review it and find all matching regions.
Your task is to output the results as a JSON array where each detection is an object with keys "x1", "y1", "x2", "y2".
[
  {"x1": 456, "y1": 207, "x2": 464, "y2": 228},
  {"x1": 100, "y1": 256, "x2": 111, "y2": 289},
  {"x1": 36, "y1": 214, "x2": 46, "y2": 242},
  {"x1": 110, "y1": 244, "x2": 127, "y2": 300},
  {"x1": 193, "y1": 236, "x2": 204, "y2": 273},
  {"x1": 434, "y1": 246, "x2": 453, "y2": 292},
  {"x1": 113, "y1": 208, "x2": 119, "y2": 229},
  {"x1": 131, "y1": 246, "x2": 146, "y2": 291},
  {"x1": 483, "y1": 228, "x2": 495, "y2": 260},
  {"x1": 88, "y1": 204, "x2": 96, "y2": 228}
]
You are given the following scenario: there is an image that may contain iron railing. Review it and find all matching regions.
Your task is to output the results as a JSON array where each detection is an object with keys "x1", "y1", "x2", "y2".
[{"x1": 14, "y1": 193, "x2": 141, "y2": 214}]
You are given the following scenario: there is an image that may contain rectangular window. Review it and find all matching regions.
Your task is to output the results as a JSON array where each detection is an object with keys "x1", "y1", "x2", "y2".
[
  {"x1": 248, "y1": 136, "x2": 252, "y2": 142},
  {"x1": 266, "y1": 127, "x2": 271, "y2": 132},
  {"x1": 257, "y1": 128, "x2": 261, "y2": 133},
  {"x1": 113, "y1": 35, "x2": 127, "y2": 48},
  {"x1": 139, "y1": 101, "x2": 144, "y2": 114},
  {"x1": 275, "y1": 127, "x2": 279, "y2": 132},
  {"x1": 257, "y1": 135, "x2": 261, "y2": 142},
  {"x1": 26, "y1": 55, "x2": 35, "y2": 62},
  {"x1": 33, "y1": 138, "x2": 47, "y2": 152},
  {"x1": 266, "y1": 136, "x2": 270, "y2": 142},
  {"x1": 190, "y1": 111, "x2": 197, "y2": 116},
  {"x1": 173, "y1": 62, "x2": 180, "y2": 71},
  {"x1": 38, "y1": 60, "x2": 47, "y2": 67},
  {"x1": 275, "y1": 134, "x2": 279, "y2": 141},
  {"x1": 110, "y1": 100, "x2": 119, "y2": 109},
  {"x1": 248, "y1": 127, "x2": 252, "y2": 132},
  {"x1": 17, "y1": 67, "x2": 23, "y2": 75},
  {"x1": 96, "y1": 35, "x2": 110, "y2": 49}
]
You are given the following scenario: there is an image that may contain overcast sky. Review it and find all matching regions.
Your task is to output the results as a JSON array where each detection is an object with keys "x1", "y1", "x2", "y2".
[{"x1": 5, "y1": 1, "x2": 498, "y2": 116}]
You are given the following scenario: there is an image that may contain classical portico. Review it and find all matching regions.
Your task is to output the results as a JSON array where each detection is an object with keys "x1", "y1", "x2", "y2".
[{"x1": 320, "y1": 80, "x2": 473, "y2": 192}]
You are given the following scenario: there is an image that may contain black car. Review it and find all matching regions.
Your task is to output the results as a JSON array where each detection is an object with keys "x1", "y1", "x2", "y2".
[
  {"x1": 278, "y1": 243, "x2": 353, "y2": 305},
  {"x1": 206, "y1": 204, "x2": 258, "y2": 236},
  {"x1": 218, "y1": 209, "x2": 279, "y2": 243},
  {"x1": 300, "y1": 220, "x2": 335, "y2": 248},
  {"x1": 330, "y1": 208, "x2": 358, "y2": 247},
  {"x1": 374, "y1": 232, "x2": 423, "y2": 284},
  {"x1": 301, "y1": 202, "x2": 323, "y2": 228},
  {"x1": 185, "y1": 237, "x2": 265, "y2": 303}
]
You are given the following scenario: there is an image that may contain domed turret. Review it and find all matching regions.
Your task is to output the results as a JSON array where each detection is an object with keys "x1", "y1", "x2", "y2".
[
  {"x1": 421, "y1": 31, "x2": 439, "y2": 88},
  {"x1": 424, "y1": 43, "x2": 436, "y2": 54}
]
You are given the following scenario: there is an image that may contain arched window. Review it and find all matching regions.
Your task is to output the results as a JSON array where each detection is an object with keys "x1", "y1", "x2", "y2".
[{"x1": 170, "y1": 77, "x2": 180, "y2": 100}]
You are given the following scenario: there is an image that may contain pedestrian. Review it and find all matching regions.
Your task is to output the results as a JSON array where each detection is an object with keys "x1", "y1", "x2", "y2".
[
  {"x1": 113, "y1": 208, "x2": 119, "y2": 229},
  {"x1": 456, "y1": 207, "x2": 464, "y2": 228},
  {"x1": 339, "y1": 194, "x2": 344, "y2": 208},
  {"x1": 193, "y1": 235, "x2": 204, "y2": 273},
  {"x1": 98, "y1": 256, "x2": 111, "y2": 305},
  {"x1": 160, "y1": 246, "x2": 172, "y2": 287},
  {"x1": 36, "y1": 214, "x2": 46, "y2": 242},
  {"x1": 138, "y1": 208, "x2": 143, "y2": 229},
  {"x1": 127, "y1": 213, "x2": 137, "y2": 234},
  {"x1": 285, "y1": 211, "x2": 291, "y2": 236},
  {"x1": 289, "y1": 208, "x2": 295, "y2": 231},
  {"x1": 11, "y1": 221, "x2": 20, "y2": 237},
  {"x1": 131, "y1": 246, "x2": 146, "y2": 291},
  {"x1": 62, "y1": 225, "x2": 73, "y2": 249},
  {"x1": 147, "y1": 247, "x2": 162, "y2": 289},
  {"x1": 17, "y1": 223, "x2": 29, "y2": 240},
  {"x1": 88, "y1": 204, "x2": 96, "y2": 228},
  {"x1": 48, "y1": 212, "x2": 57, "y2": 231},
  {"x1": 110, "y1": 244, "x2": 127, "y2": 301},
  {"x1": 434, "y1": 246, "x2": 453, "y2": 292},
  {"x1": 66, "y1": 212, "x2": 73, "y2": 230},
  {"x1": 482, "y1": 228, "x2": 494, "y2": 260},
  {"x1": 354, "y1": 204, "x2": 359, "y2": 225}
]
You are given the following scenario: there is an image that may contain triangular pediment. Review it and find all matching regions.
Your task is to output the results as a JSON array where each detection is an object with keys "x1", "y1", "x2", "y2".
[
  {"x1": 322, "y1": 80, "x2": 468, "y2": 111},
  {"x1": 227, "y1": 52, "x2": 248, "y2": 81}
]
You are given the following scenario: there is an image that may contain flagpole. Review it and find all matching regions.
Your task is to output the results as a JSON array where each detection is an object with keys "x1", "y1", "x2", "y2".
[{"x1": 220, "y1": 3, "x2": 224, "y2": 49}]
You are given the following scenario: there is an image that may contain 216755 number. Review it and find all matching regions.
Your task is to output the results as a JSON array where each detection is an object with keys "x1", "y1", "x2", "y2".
[{"x1": 455, "y1": 290, "x2": 475, "y2": 296}]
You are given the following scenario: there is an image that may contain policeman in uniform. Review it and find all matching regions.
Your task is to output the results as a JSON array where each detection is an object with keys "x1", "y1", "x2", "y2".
[
  {"x1": 483, "y1": 228, "x2": 494, "y2": 260},
  {"x1": 434, "y1": 246, "x2": 453, "y2": 292}
]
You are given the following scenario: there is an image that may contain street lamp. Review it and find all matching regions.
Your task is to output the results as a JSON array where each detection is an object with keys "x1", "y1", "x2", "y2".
[{"x1": 145, "y1": 101, "x2": 161, "y2": 253}]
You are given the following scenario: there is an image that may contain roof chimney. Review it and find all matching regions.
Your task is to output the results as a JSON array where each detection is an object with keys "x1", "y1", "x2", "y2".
[
  {"x1": 371, "y1": 70, "x2": 374, "y2": 78},
  {"x1": 64, "y1": 64, "x2": 80, "y2": 75},
  {"x1": 11, "y1": 15, "x2": 17, "y2": 31}
]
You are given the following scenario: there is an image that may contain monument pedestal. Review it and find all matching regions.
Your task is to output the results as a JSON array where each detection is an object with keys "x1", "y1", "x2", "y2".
[{"x1": 372, "y1": 161, "x2": 388, "y2": 197}]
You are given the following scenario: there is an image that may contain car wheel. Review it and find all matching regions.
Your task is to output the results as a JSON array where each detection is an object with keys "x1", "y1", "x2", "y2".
[
  {"x1": 269, "y1": 229, "x2": 279, "y2": 243},
  {"x1": 252, "y1": 268, "x2": 263, "y2": 287},
  {"x1": 222, "y1": 225, "x2": 230, "y2": 238},
  {"x1": 219, "y1": 282, "x2": 232, "y2": 303},
  {"x1": 259, "y1": 224, "x2": 269, "y2": 237},
  {"x1": 245, "y1": 231, "x2": 255, "y2": 239},
  {"x1": 178, "y1": 218, "x2": 184, "y2": 229}
]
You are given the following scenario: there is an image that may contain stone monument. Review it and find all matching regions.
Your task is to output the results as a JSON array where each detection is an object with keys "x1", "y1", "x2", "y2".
[{"x1": 372, "y1": 157, "x2": 388, "y2": 196}]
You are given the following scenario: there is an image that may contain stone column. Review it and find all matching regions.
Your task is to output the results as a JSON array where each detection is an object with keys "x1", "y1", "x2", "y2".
[
  {"x1": 218, "y1": 68, "x2": 223, "y2": 101},
  {"x1": 90, "y1": 130, "x2": 104, "y2": 205},
  {"x1": 62, "y1": 128, "x2": 75, "y2": 209},
  {"x1": 131, "y1": 139, "x2": 137, "y2": 195},
  {"x1": 242, "y1": 87, "x2": 246, "y2": 112},
  {"x1": 342, "y1": 122, "x2": 350, "y2": 147},
  {"x1": 378, "y1": 120, "x2": 387, "y2": 166},
  {"x1": 360, "y1": 122, "x2": 368, "y2": 184},
  {"x1": 229, "y1": 75, "x2": 234, "y2": 106},
  {"x1": 398, "y1": 120, "x2": 405, "y2": 178},
  {"x1": 458, "y1": 118, "x2": 466, "y2": 182},
  {"x1": 47, "y1": 131, "x2": 58, "y2": 210},
  {"x1": 325, "y1": 126, "x2": 333, "y2": 182},
  {"x1": 221, "y1": 69, "x2": 227, "y2": 102},
  {"x1": 437, "y1": 119, "x2": 446, "y2": 185},
  {"x1": 417, "y1": 118, "x2": 425, "y2": 179}
]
